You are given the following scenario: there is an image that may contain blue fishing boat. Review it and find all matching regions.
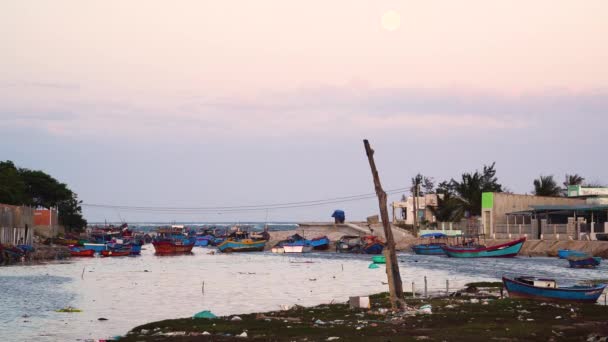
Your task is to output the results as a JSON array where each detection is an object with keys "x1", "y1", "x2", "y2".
[
  {"x1": 557, "y1": 249, "x2": 587, "y2": 259},
  {"x1": 194, "y1": 235, "x2": 214, "y2": 247},
  {"x1": 442, "y1": 237, "x2": 526, "y2": 258},
  {"x1": 503, "y1": 276, "x2": 607, "y2": 303},
  {"x1": 412, "y1": 233, "x2": 449, "y2": 255},
  {"x1": 83, "y1": 243, "x2": 107, "y2": 253},
  {"x1": 567, "y1": 256, "x2": 602, "y2": 268},
  {"x1": 217, "y1": 231, "x2": 266, "y2": 253},
  {"x1": 309, "y1": 236, "x2": 330, "y2": 250}
]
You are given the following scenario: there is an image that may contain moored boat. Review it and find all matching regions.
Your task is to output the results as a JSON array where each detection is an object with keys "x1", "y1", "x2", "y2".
[
  {"x1": 557, "y1": 249, "x2": 587, "y2": 259},
  {"x1": 309, "y1": 236, "x2": 330, "y2": 250},
  {"x1": 271, "y1": 246, "x2": 285, "y2": 254},
  {"x1": 283, "y1": 243, "x2": 313, "y2": 253},
  {"x1": 83, "y1": 243, "x2": 106, "y2": 253},
  {"x1": 567, "y1": 256, "x2": 602, "y2": 268},
  {"x1": 152, "y1": 226, "x2": 196, "y2": 255},
  {"x1": 442, "y1": 237, "x2": 526, "y2": 258},
  {"x1": 412, "y1": 233, "x2": 449, "y2": 255},
  {"x1": 101, "y1": 248, "x2": 132, "y2": 257},
  {"x1": 69, "y1": 247, "x2": 95, "y2": 257},
  {"x1": 336, "y1": 235, "x2": 385, "y2": 254},
  {"x1": 502, "y1": 276, "x2": 607, "y2": 303},
  {"x1": 217, "y1": 239, "x2": 266, "y2": 253}
]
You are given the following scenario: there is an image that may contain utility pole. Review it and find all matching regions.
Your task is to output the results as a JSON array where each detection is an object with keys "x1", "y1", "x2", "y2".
[{"x1": 363, "y1": 139, "x2": 405, "y2": 310}]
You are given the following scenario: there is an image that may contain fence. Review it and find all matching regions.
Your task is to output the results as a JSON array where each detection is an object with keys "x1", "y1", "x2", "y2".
[{"x1": 0, "y1": 227, "x2": 33, "y2": 245}]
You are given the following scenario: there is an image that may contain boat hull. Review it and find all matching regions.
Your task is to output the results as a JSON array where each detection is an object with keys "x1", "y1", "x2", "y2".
[
  {"x1": 70, "y1": 249, "x2": 95, "y2": 257},
  {"x1": 152, "y1": 241, "x2": 195, "y2": 255},
  {"x1": 412, "y1": 244, "x2": 447, "y2": 255},
  {"x1": 363, "y1": 242, "x2": 384, "y2": 255},
  {"x1": 283, "y1": 245, "x2": 313, "y2": 253},
  {"x1": 310, "y1": 236, "x2": 330, "y2": 250},
  {"x1": 502, "y1": 276, "x2": 606, "y2": 303},
  {"x1": 83, "y1": 243, "x2": 106, "y2": 253},
  {"x1": 568, "y1": 257, "x2": 601, "y2": 268},
  {"x1": 558, "y1": 249, "x2": 587, "y2": 259},
  {"x1": 101, "y1": 250, "x2": 131, "y2": 257},
  {"x1": 217, "y1": 239, "x2": 266, "y2": 253},
  {"x1": 442, "y1": 237, "x2": 525, "y2": 258},
  {"x1": 271, "y1": 246, "x2": 285, "y2": 254}
]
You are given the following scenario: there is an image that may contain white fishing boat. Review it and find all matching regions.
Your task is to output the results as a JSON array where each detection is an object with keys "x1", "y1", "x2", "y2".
[
  {"x1": 271, "y1": 246, "x2": 285, "y2": 254},
  {"x1": 283, "y1": 244, "x2": 313, "y2": 253}
]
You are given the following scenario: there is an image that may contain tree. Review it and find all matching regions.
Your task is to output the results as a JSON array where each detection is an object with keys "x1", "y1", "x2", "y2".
[
  {"x1": 450, "y1": 162, "x2": 503, "y2": 217},
  {"x1": 19, "y1": 169, "x2": 72, "y2": 208},
  {"x1": 0, "y1": 161, "x2": 29, "y2": 205},
  {"x1": 533, "y1": 175, "x2": 562, "y2": 197},
  {"x1": 58, "y1": 193, "x2": 87, "y2": 232},
  {"x1": 563, "y1": 174, "x2": 585, "y2": 188}
]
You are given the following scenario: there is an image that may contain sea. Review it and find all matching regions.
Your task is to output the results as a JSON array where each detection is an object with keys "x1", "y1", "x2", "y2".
[{"x1": 0, "y1": 246, "x2": 606, "y2": 341}]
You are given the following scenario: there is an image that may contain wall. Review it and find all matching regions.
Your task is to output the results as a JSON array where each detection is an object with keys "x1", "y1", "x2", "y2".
[
  {"x1": 481, "y1": 193, "x2": 586, "y2": 236},
  {"x1": 391, "y1": 194, "x2": 440, "y2": 225}
]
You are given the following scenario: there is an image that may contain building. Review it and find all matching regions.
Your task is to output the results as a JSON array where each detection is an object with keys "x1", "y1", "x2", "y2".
[
  {"x1": 0, "y1": 203, "x2": 35, "y2": 245},
  {"x1": 481, "y1": 192, "x2": 608, "y2": 240},
  {"x1": 33, "y1": 208, "x2": 62, "y2": 238},
  {"x1": 391, "y1": 194, "x2": 440, "y2": 226}
]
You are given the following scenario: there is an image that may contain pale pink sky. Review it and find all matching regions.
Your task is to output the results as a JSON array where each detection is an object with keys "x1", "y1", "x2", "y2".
[{"x1": 1, "y1": 1, "x2": 607, "y2": 221}]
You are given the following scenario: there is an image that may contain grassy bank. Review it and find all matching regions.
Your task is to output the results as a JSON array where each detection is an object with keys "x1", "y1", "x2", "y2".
[{"x1": 121, "y1": 290, "x2": 608, "y2": 341}]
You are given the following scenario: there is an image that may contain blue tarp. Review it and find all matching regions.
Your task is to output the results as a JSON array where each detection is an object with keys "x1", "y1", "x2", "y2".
[{"x1": 331, "y1": 210, "x2": 345, "y2": 221}]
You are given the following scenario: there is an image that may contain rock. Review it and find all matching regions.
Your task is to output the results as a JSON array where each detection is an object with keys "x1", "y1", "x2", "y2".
[
  {"x1": 231, "y1": 316, "x2": 243, "y2": 321},
  {"x1": 314, "y1": 319, "x2": 326, "y2": 325},
  {"x1": 238, "y1": 332, "x2": 248, "y2": 338},
  {"x1": 326, "y1": 337, "x2": 339, "y2": 341},
  {"x1": 202, "y1": 331, "x2": 210, "y2": 335},
  {"x1": 555, "y1": 316, "x2": 562, "y2": 320},
  {"x1": 470, "y1": 299, "x2": 479, "y2": 304}
]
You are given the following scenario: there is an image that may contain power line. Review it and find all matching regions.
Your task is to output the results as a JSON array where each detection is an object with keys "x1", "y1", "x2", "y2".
[{"x1": 82, "y1": 187, "x2": 408, "y2": 214}]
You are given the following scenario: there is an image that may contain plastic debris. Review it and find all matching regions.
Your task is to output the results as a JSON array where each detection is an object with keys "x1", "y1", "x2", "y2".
[
  {"x1": 314, "y1": 319, "x2": 326, "y2": 325},
  {"x1": 238, "y1": 332, "x2": 248, "y2": 338},
  {"x1": 418, "y1": 304, "x2": 432, "y2": 314},
  {"x1": 231, "y1": 316, "x2": 243, "y2": 321},
  {"x1": 202, "y1": 331, "x2": 211, "y2": 335},
  {"x1": 193, "y1": 311, "x2": 218, "y2": 319},
  {"x1": 368, "y1": 263, "x2": 380, "y2": 269},
  {"x1": 327, "y1": 337, "x2": 340, "y2": 341}
]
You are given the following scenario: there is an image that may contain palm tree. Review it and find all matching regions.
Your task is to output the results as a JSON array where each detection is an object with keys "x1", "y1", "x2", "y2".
[
  {"x1": 563, "y1": 174, "x2": 585, "y2": 188},
  {"x1": 533, "y1": 175, "x2": 562, "y2": 197}
]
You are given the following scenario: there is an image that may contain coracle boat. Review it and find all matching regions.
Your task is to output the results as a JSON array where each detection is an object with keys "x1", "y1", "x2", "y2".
[
  {"x1": 567, "y1": 256, "x2": 602, "y2": 268},
  {"x1": 412, "y1": 232, "x2": 449, "y2": 255},
  {"x1": 152, "y1": 226, "x2": 196, "y2": 255},
  {"x1": 217, "y1": 231, "x2": 266, "y2": 253},
  {"x1": 69, "y1": 247, "x2": 95, "y2": 257},
  {"x1": 502, "y1": 276, "x2": 607, "y2": 303},
  {"x1": 557, "y1": 249, "x2": 587, "y2": 259},
  {"x1": 442, "y1": 236, "x2": 525, "y2": 258}
]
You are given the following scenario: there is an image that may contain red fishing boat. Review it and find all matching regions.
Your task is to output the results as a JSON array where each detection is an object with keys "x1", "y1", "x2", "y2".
[
  {"x1": 69, "y1": 247, "x2": 95, "y2": 257},
  {"x1": 101, "y1": 248, "x2": 132, "y2": 257},
  {"x1": 152, "y1": 226, "x2": 195, "y2": 255}
]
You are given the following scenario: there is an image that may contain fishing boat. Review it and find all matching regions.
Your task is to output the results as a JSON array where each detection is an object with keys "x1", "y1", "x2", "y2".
[
  {"x1": 442, "y1": 237, "x2": 526, "y2": 258},
  {"x1": 309, "y1": 236, "x2": 330, "y2": 250},
  {"x1": 69, "y1": 247, "x2": 95, "y2": 257},
  {"x1": 271, "y1": 245, "x2": 285, "y2": 254},
  {"x1": 557, "y1": 249, "x2": 587, "y2": 259},
  {"x1": 567, "y1": 256, "x2": 602, "y2": 268},
  {"x1": 101, "y1": 247, "x2": 132, "y2": 257},
  {"x1": 152, "y1": 226, "x2": 196, "y2": 255},
  {"x1": 502, "y1": 276, "x2": 607, "y2": 303},
  {"x1": 362, "y1": 236, "x2": 385, "y2": 254},
  {"x1": 412, "y1": 232, "x2": 449, "y2": 255},
  {"x1": 336, "y1": 235, "x2": 385, "y2": 254},
  {"x1": 83, "y1": 243, "x2": 106, "y2": 253},
  {"x1": 217, "y1": 230, "x2": 266, "y2": 253},
  {"x1": 282, "y1": 241, "x2": 313, "y2": 253}
]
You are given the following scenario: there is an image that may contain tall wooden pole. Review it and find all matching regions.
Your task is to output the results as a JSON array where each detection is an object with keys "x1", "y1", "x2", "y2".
[
  {"x1": 412, "y1": 179, "x2": 419, "y2": 237},
  {"x1": 363, "y1": 139, "x2": 405, "y2": 310}
]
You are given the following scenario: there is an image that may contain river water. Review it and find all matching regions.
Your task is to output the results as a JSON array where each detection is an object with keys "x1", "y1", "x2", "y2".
[{"x1": 0, "y1": 248, "x2": 605, "y2": 341}]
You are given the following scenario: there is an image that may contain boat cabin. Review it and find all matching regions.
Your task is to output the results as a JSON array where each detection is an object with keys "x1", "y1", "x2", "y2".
[{"x1": 516, "y1": 277, "x2": 557, "y2": 288}]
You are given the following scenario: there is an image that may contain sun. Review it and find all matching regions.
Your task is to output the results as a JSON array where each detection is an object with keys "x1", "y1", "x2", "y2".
[{"x1": 381, "y1": 10, "x2": 401, "y2": 32}]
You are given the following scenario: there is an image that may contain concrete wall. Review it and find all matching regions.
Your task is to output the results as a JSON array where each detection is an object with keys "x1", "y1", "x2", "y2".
[{"x1": 481, "y1": 193, "x2": 585, "y2": 236}]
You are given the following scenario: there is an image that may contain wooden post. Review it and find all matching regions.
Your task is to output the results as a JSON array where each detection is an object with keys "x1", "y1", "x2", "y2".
[
  {"x1": 412, "y1": 282, "x2": 416, "y2": 298},
  {"x1": 446, "y1": 279, "x2": 450, "y2": 296},
  {"x1": 424, "y1": 276, "x2": 428, "y2": 298},
  {"x1": 363, "y1": 139, "x2": 405, "y2": 310}
]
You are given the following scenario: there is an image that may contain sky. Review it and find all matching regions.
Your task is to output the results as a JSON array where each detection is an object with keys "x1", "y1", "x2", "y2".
[{"x1": 1, "y1": 1, "x2": 607, "y2": 222}]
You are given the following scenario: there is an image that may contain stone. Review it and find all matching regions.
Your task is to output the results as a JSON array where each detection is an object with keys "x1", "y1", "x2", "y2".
[{"x1": 231, "y1": 316, "x2": 243, "y2": 321}]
